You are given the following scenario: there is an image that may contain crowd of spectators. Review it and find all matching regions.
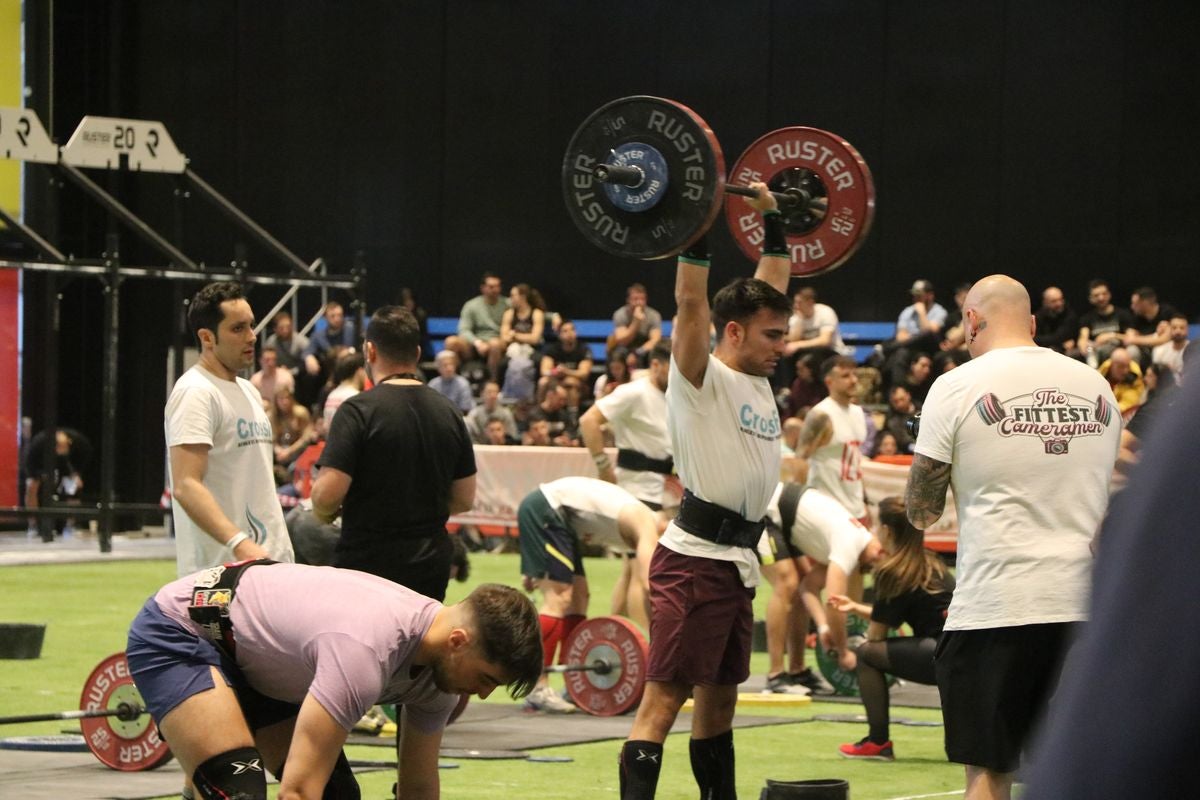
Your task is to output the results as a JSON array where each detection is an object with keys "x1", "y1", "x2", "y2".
[{"x1": 250, "y1": 275, "x2": 1190, "y2": 501}]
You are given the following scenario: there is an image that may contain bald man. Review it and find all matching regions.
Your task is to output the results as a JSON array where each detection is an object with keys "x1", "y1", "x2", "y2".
[
  {"x1": 1032, "y1": 286, "x2": 1081, "y2": 357},
  {"x1": 905, "y1": 275, "x2": 1121, "y2": 800}
]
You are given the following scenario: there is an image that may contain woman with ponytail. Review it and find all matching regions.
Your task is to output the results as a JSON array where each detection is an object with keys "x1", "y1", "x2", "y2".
[{"x1": 831, "y1": 496, "x2": 954, "y2": 761}]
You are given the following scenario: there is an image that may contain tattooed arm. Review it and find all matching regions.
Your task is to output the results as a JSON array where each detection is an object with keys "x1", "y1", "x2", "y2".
[
  {"x1": 905, "y1": 452, "x2": 952, "y2": 529},
  {"x1": 797, "y1": 409, "x2": 833, "y2": 459}
]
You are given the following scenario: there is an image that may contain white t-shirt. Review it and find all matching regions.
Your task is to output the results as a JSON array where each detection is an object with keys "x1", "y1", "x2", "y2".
[
  {"x1": 323, "y1": 383, "x2": 360, "y2": 429},
  {"x1": 915, "y1": 346, "x2": 1121, "y2": 630},
  {"x1": 164, "y1": 366, "x2": 294, "y2": 576},
  {"x1": 806, "y1": 396, "x2": 868, "y2": 518},
  {"x1": 595, "y1": 376, "x2": 674, "y2": 507},
  {"x1": 762, "y1": 483, "x2": 872, "y2": 574},
  {"x1": 541, "y1": 476, "x2": 640, "y2": 549},
  {"x1": 1151, "y1": 341, "x2": 1188, "y2": 375},
  {"x1": 788, "y1": 303, "x2": 849, "y2": 354},
  {"x1": 661, "y1": 355, "x2": 781, "y2": 587}
]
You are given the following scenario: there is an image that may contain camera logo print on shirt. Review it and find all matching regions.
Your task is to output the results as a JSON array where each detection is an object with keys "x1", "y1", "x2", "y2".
[{"x1": 974, "y1": 387, "x2": 1115, "y2": 455}]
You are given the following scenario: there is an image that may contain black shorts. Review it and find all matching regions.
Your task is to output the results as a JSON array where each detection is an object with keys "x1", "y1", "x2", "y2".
[
  {"x1": 759, "y1": 521, "x2": 803, "y2": 566},
  {"x1": 517, "y1": 489, "x2": 584, "y2": 584},
  {"x1": 935, "y1": 622, "x2": 1081, "y2": 773}
]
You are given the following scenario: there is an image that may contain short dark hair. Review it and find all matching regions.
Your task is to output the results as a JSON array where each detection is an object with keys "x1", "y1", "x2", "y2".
[
  {"x1": 481, "y1": 271, "x2": 500, "y2": 285},
  {"x1": 366, "y1": 306, "x2": 421, "y2": 364},
  {"x1": 188, "y1": 282, "x2": 246, "y2": 345},
  {"x1": 462, "y1": 584, "x2": 542, "y2": 700},
  {"x1": 648, "y1": 343, "x2": 672, "y2": 364},
  {"x1": 1088, "y1": 279, "x2": 1110, "y2": 292},
  {"x1": 273, "y1": 310, "x2": 292, "y2": 324},
  {"x1": 820, "y1": 354, "x2": 857, "y2": 380},
  {"x1": 1133, "y1": 286, "x2": 1157, "y2": 302},
  {"x1": 711, "y1": 278, "x2": 790, "y2": 342},
  {"x1": 332, "y1": 352, "x2": 365, "y2": 385}
]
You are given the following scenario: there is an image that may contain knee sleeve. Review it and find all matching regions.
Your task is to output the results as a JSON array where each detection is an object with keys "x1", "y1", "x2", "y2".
[
  {"x1": 193, "y1": 746, "x2": 268, "y2": 800},
  {"x1": 323, "y1": 750, "x2": 360, "y2": 800}
]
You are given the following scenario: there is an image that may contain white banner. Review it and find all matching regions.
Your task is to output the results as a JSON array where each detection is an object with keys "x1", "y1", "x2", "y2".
[{"x1": 454, "y1": 446, "x2": 958, "y2": 550}]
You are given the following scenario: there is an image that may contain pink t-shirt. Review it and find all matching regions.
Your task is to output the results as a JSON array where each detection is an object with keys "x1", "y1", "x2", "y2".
[{"x1": 154, "y1": 562, "x2": 457, "y2": 732}]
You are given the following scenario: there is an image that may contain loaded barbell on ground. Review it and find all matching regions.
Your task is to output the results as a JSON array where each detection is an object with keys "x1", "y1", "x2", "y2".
[
  {"x1": 562, "y1": 95, "x2": 875, "y2": 276},
  {"x1": 542, "y1": 616, "x2": 650, "y2": 717},
  {"x1": 0, "y1": 701, "x2": 145, "y2": 726}
]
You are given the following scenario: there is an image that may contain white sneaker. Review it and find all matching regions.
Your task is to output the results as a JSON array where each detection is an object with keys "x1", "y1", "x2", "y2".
[{"x1": 525, "y1": 685, "x2": 576, "y2": 714}]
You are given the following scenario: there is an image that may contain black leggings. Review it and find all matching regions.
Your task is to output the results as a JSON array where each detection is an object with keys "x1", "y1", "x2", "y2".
[{"x1": 853, "y1": 636, "x2": 938, "y2": 743}]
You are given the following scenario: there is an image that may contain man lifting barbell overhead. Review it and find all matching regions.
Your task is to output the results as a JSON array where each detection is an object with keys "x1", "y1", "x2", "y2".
[
  {"x1": 517, "y1": 476, "x2": 662, "y2": 714},
  {"x1": 125, "y1": 560, "x2": 541, "y2": 800},
  {"x1": 905, "y1": 275, "x2": 1121, "y2": 800},
  {"x1": 618, "y1": 179, "x2": 792, "y2": 800}
]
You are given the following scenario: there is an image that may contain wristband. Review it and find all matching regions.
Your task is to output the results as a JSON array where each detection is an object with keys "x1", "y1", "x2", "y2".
[
  {"x1": 592, "y1": 452, "x2": 613, "y2": 472},
  {"x1": 817, "y1": 624, "x2": 831, "y2": 635},
  {"x1": 762, "y1": 210, "x2": 788, "y2": 257},
  {"x1": 680, "y1": 234, "x2": 711, "y2": 267},
  {"x1": 225, "y1": 531, "x2": 250, "y2": 552}
]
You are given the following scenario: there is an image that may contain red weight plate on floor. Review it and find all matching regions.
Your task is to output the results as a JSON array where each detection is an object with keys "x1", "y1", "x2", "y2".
[
  {"x1": 79, "y1": 652, "x2": 173, "y2": 771},
  {"x1": 725, "y1": 127, "x2": 875, "y2": 277},
  {"x1": 562, "y1": 617, "x2": 649, "y2": 716}
]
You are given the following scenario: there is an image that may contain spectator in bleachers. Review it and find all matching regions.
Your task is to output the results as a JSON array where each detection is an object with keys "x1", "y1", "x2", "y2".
[
  {"x1": 271, "y1": 386, "x2": 315, "y2": 480},
  {"x1": 871, "y1": 429, "x2": 900, "y2": 458},
  {"x1": 466, "y1": 380, "x2": 519, "y2": 445},
  {"x1": 879, "y1": 279, "x2": 947, "y2": 389},
  {"x1": 303, "y1": 301, "x2": 357, "y2": 378},
  {"x1": 786, "y1": 353, "x2": 828, "y2": 419},
  {"x1": 264, "y1": 310, "x2": 308, "y2": 378},
  {"x1": 500, "y1": 283, "x2": 547, "y2": 402},
  {"x1": 428, "y1": 350, "x2": 474, "y2": 414},
  {"x1": 485, "y1": 417, "x2": 518, "y2": 446},
  {"x1": 527, "y1": 377, "x2": 579, "y2": 446},
  {"x1": 778, "y1": 286, "x2": 847, "y2": 390},
  {"x1": 1098, "y1": 347, "x2": 1145, "y2": 413},
  {"x1": 1078, "y1": 279, "x2": 1134, "y2": 367},
  {"x1": 444, "y1": 272, "x2": 509, "y2": 381},
  {"x1": 606, "y1": 283, "x2": 663, "y2": 366},
  {"x1": 322, "y1": 352, "x2": 367, "y2": 429},
  {"x1": 1033, "y1": 286, "x2": 1082, "y2": 357},
  {"x1": 250, "y1": 346, "x2": 294, "y2": 412},
  {"x1": 397, "y1": 286, "x2": 432, "y2": 359},
  {"x1": 939, "y1": 283, "x2": 973, "y2": 353},
  {"x1": 594, "y1": 346, "x2": 632, "y2": 398},
  {"x1": 523, "y1": 415, "x2": 555, "y2": 447},
  {"x1": 539, "y1": 319, "x2": 594, "y2": 409},
  {"x1": 1151, "y1": 313, "x2": 1190, "y2": 377},
  {"x1": 1125, "y1": 286, "x2": 1180, "y2": 367},
  {"x1": 899, "y1": 352, "x2": 934, "y2": 406},
  {"x1": 1141, "y1": 362, "x2": 1178, "y2": 408},
  {"x1": 884, "y1": 385, "x2": 918, "y2": 454}
]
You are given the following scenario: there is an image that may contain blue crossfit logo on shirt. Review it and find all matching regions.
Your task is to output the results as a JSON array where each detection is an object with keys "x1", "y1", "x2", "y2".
[{"x1": 739, "y1": 403, "x2": 781, "y2": 441}]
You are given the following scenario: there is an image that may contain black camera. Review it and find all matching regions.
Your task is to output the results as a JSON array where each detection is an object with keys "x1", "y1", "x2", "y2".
[{"x1": 905, "y1": 412, "x2": 921, "y2": 439}]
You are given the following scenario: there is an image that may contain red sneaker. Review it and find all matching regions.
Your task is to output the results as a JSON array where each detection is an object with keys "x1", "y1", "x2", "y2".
[{"x1": 838, "y1": 737, "x2": 895, "y2": 761}]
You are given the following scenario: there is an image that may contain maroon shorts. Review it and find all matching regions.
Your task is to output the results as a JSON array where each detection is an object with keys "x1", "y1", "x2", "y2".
[{"x1": 646, "y1": 544, "x2": 755, "y2": 686}]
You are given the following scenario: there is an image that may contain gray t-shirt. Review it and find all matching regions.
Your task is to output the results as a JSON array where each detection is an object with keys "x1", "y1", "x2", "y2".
[
  {"x1": 457, "y1": 296, "x2": 509, "y2": 344},
  {"x1": 154, "y1": 563, "x2": 457, "y2": 732},
  {"x1": 612, "y1": 305, "x2": 663, "y2": 350}
]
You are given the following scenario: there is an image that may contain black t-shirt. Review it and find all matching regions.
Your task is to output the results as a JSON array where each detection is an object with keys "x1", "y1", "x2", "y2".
[
  {"x1": 1034, "y1": 307, "x2": 1080, "y2": 351},
  {"x1": 542, "y1": 340, "x2": 592, "y2": 370},
  {"x1": 870, "y1": 561, "x2": 955, "y2": 638},
  {"x1": 318, "y1": 384, "x2": 476, "y2": 568},
  {"x1": 1079, "y1": 307, "x2": 1135, "y2": 339},
  {"x1": 1131, "y1": 303, "x2": 1179, "y2": 337}
]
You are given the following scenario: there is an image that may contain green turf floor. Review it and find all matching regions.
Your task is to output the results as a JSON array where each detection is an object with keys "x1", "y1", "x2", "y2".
[{"x1": 0, "y1": 552, "x2": 964, "y2": 799}]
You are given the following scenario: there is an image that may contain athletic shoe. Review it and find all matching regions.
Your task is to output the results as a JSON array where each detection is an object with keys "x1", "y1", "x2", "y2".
[
  {"x1": 839, "y1": 737, "x2": 895, "y2": 761},
  {"x1": 352, "y1": 705, "x2": 392, "y2": 735},
  {"x1": 789, "y1": 667, "x2": 835, "y2": 695},
  {"x1": 525, "y1": 685, "x2": 576, "y2": 714},
  {"x1": 762, "y1": 673, "x2": 811, "y2": 695}
]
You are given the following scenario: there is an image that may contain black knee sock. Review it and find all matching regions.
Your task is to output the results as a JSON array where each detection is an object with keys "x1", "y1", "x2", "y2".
[
  {"x1": 689, "y1": 730, "x2": 736, "y2": 800},
  {"x1": 619, "y1": 740, "x2": 663, "y2": 800}
]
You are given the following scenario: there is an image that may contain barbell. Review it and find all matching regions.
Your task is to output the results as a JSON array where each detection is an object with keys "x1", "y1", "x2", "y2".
[
  {"x1": 542, "y1": 616, "x2": 649, "y2": 717},
  {"x1": 562, "y1": 95, "x2": 875, "y2": 277}
]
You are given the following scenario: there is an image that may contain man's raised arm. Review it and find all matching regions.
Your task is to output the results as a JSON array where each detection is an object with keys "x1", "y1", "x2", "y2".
[
  {"x1": 673, "y1": 238, "x2": 714, "y2": 389},
  {"x1": 745, "y1": 182, "x2": 790, "y2": 295}
]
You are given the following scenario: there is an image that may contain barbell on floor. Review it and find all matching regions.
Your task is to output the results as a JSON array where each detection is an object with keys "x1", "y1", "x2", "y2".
[
  {"x1": 0, "y1": 701, "x2": 145, "y2": 726},
  {"x1": 541, "y1": 616, "x2": 650, "y2": 717},
  {"x1": 562, "y1": 95, "x2": 875, "y2": 277}
]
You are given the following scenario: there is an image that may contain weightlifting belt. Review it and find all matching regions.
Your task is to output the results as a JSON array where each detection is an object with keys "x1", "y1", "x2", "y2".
[
  {"x1": 187, "y1": 559, "x2": 276, "y2": 660},
  {"x1": 674, "y1": 490, "x2": 765, "y2": 548},
  {"x1": 778, "y1": 483, "x2": 806, "y2": 541},
  {"x1": 616, "y1": 449, "x2": 675, "y2": 475}
]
